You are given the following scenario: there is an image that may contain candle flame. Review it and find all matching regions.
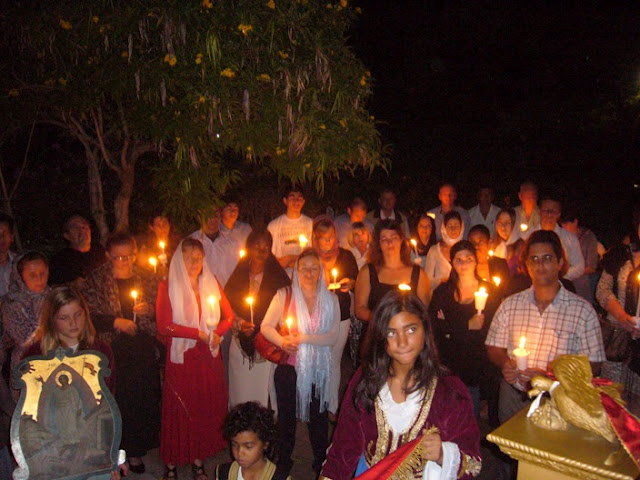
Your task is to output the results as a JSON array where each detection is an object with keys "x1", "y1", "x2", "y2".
[
  {"x1": 520, "y1": 223, "x2": 528, "y2": 232},
  {"x1": 159, "y1": 240, "x2": 166, "y2": 249},
  {"x1": 410, "y1": 238, "x2": 417, "y2": 247},
  {"x1": 130, "y1": 290, "x2": 138, "y2": 299},
  {"x1": 478, "y1": 286, "x2": 487, "y2": 294},
  {"x1": 488, "y1": 250, "x2": 494, "y2": 257},
  {"x1": 519, "y1": 336, "x2": 526, "y2": 349},
  {"x1": 637, "y1": 272, "x2": 640, "y2": 282},
  {"x1": 239, "y1": 249, "x2": 246, "y2": 259},
  {"x1": 398, "y1": 283, "x2": 411, "y2": 291},
  {"x1": 331, "y1": 268, "x2": 338, "y2": 277},
  {"x1": 208, "y1": 295, "x2": 216, "y2": 306},
  {"x1": 286, "y1": 317, "x2": 293, "y2": 329},
  {"x1": 299, "y1": 234, "x2": 308, "y2": 248},
  {"x1": 149, "y1": 257, "x2": 157, "y2": 266},
  {"x1": 427, "y1": 212, "x2": 436, "y2": 219},
  {"x1": 246, "y1": 296, "x2": 254, "y2": 306},
  {"x1": 492, "y1": 276, "x2": 501, "y2": 286}
]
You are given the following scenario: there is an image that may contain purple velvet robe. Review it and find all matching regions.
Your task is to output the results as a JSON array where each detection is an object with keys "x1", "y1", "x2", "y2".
[{"x1": 321, "y1": 369, "x2": 482, "y2": 479}]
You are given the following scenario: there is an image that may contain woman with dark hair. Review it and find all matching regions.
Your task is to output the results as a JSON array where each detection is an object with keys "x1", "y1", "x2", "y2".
[
  {"x1": 424, "y1": 211, "x2": 464, "y2": 292},
  {"x1": 596, "y1": 215, "x2": 640, "y2": 411},
  {"x1": 23, "y1": 286, "x2": 115, "y2": 392},
  {"x1": 411, "y1": 214, "x2": 437, "y2": 270},
  {"x1": 354, "y1": 219, "x2": 430, "y2": 325},
  {"x1": 320, "y1": 290, "x2": 481, "y2": 479},
  {"x1": 82, "y1": 233, "x2": 160, "y2": 474},
  {"x1": 491, "y1": 208, "x2": 524, "y2": 275},
  {"x1": 224, "y1": 230, "x2": 290, "y2": 408},
  {"x1": 428, "y1": 241, "x2": 500, "y2": 421},
  {"x1": 260, "y1": 249, "x2": 340, "y2": 476},
  {"x1": 312, "y1": 216, "x2": 359, "y2": 416},
  {"x1": 2, "y1": 251, "x2": 51, "y2": 382},
  {"x1": 156, "y1": 238, "x2": 234, "y2": 480},
  {"x1": 215, "y1": 401, "x2": 292, "y2": 480}
]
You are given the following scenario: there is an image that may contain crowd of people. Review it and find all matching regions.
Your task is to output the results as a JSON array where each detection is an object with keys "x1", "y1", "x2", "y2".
[{"x1": 0, "y1": 178, "x2": 637, "y2": 480}]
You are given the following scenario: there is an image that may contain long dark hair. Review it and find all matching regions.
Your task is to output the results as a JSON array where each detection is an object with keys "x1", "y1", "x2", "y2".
[
  {"x1": 368, "y1": 219, "x2": 412, "y2": 267},
  {"x1": 353, "y1": 290, "x2": 445, "y2": 413},
  {"x1": 414, "y1": 214, "x2": 437, "y2": 255},
  {"x1": 447, "y1": 240, "x2": 481, "y2": 301}
]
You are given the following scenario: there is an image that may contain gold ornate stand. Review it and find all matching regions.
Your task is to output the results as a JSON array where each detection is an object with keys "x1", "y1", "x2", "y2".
[{"x1": 487, "y1": 408, "x2": 640, "y2": 480}]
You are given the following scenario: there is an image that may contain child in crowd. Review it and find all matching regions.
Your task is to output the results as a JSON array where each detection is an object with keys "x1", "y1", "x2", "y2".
[{"x1": 216, "y1": 402, "x2": 291, "y2": 480}]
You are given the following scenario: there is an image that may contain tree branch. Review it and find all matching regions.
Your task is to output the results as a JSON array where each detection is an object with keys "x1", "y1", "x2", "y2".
[
  {"x1": 9, "y1": 114, "x2": 38, "y2": 200},
  {"x1": 90, "y1": 107, "x2": 121, "y2": 174}
]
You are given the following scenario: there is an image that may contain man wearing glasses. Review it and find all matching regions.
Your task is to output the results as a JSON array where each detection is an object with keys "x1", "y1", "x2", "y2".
[
  {"x1": 49, "y1": 215, "x2": 107, "y2": 285},
  {"x1": 485, "y1": 230, "x2": 605, "y2": 423}
]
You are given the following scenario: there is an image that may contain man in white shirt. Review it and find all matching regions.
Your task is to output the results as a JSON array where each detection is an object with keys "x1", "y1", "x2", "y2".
[
  {"x1": 334, "y1": 197, "x2": 374, "y2": 249},
  {"x1": 514, "y1": 181, "x2": 540, "y2": 239},
  {"x1": 267, "y1": 185, "x2": 313, "y2": 273},
  {"x1": 427, "y1": 183, "x2": 471, "y2": 241},
  {"x1": 468, "y1": 186, "x2": 501, "y2": 237},
  {"x1": 366, "y1": 188, "x2": 410, "y2": 237},
  {"x1": 538, "y1": 198, "x2": 585, "y2": 282}
]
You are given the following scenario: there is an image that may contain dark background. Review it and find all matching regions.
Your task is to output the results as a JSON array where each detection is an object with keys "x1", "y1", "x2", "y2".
[{"x1": 3, "y1": 1, "x2": 640, "y2": 250}]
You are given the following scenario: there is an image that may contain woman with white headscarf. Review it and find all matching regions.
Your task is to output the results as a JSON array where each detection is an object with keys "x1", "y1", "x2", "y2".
[
  {"x1": 260, "y1": 249, "x2": 340, "y2": 477},
  {"x1": 424, "y1": 210, "x2": 464, "y2": 292},
  {"x1": 156, "y1": 238, "x2": 234, "y2": 480}
]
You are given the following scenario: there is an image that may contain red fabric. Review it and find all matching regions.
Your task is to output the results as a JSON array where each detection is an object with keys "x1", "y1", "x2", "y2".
[
  {"x1": 600, "y1": 392, "x2": 640, "y2": 469},
  {"x1": 354, "y1": 435, "x2": 422, "y2": 480},
  {"x1": 156, "y1": 281, "x2": 234, "y2": 465}
]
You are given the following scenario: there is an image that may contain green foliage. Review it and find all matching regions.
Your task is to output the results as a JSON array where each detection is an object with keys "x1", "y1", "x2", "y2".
[{"x1": 1, "y1": 0, "x2": 386, "y2": 221}]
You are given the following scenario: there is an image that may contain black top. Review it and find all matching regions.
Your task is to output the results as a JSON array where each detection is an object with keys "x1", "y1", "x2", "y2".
[
  {"x1": 49, "y1": 244, "x2": 107, "y2": 285},
  {"x1": 332, "y1": 248, "x2": 359, "y2": 321},
  {"x1": 428, "y1": 280, "x2": 500, "y2": 387},
  {"x1": 92, "y1": 276, "x2": 137, "y2": 333},
  {"x1": 367, "y1": 263, "x2": 421, "y2": 311}
]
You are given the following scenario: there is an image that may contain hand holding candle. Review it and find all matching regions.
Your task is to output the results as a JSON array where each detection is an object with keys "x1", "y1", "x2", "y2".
[
  {"x1": 513, "y1": 336, "x2": 530, "y2": 371},
  {"x1": 246, "y1": 296, "x2": 255, "y2": 326},
  {"x1": 474, "y1": 286, "x2": 488, "y2": 314},
  {"x1": 131, "y1": 290, "x2": 138, "y2": 324},
  {"x1": 285, "y1": 316, "x2": 293, "y2": 336},
  {"x1": 158, "y1": 241, "x2": 168, "y2": 265}
]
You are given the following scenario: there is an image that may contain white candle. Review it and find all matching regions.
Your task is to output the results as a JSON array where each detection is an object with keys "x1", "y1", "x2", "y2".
[
  {"x1": 427, "y1": 212, "x2": 436, "y2": 220},
  {"x1": 410, "y1": 238, "x2": 419, "y2": 256},
  {"x1": 131, "y1": 290, "x2": 138, "y2": 324},
  {"x1": 158, "y1": 241, "x2": 167, "y2": 266},
  {"x1": 513, "y1": 335, "x2": 530, "y2": 371},
  {"x1": 474, "y1": 286, "x2": 488, "y2": 313},
  {"x1": 206, "y1": 296, "x2": 217, "y2": 346},
  {"x1": 492, "y1": 276, "x2": 501, "y2": 287},
  {"x1": 299, "y1": 234, "x2": 308, "y2": 250},
  {"x1": 398, "y1": 283, "x2": 411, "y2": 291},
  {"x1": 239, "y1": 249, "x2": 246, "y2": 259},
  {"x1": 149, "y1": 256, "x2": 157, "y2": 274},
  {"x1": 246, "y1": 296, "x2": 255, "y2": 325}
]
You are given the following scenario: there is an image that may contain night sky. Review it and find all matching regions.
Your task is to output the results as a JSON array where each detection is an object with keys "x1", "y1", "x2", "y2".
[{"x1": 346, "y1": 1, "x2": 640, "y2": 241}]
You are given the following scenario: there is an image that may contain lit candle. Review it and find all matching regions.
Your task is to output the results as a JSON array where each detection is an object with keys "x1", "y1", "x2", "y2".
[
  {"x1": 299, "y1": 234, "x2": 308, "y2": 250},
  {"x1": 329, "y1": 268, "x2": 340, "y2": 290},
  {"x1": 239, "y1": 249, "x2": 246, "y2": 259},
  {"x1": 158, "y1": 241, "x2": 167, "y2": 265},
  {"x1": 520, "y1": 223, "x2": 528, "y2": 232},
  {"x1": 149, "y1": 256, "x2": 158, "y2": 274},
  {"x1": 513, "y1": 336, "x2": 530, "y2": 371},
  {"x1": 131, "y1": 290, "x2": 138, "y2": 324},
  {"x1": 427, "y1": 212, "x2": 436, "y2": 220},
  {"x1": 246, "y1": 296, "x2": 255, "y2": 325},
  {"x1": 488, "y1": 250, "x2": 494, "y2": 257},
  {"x1": 398, "y1": 283, "x2": 411, "y2": 291},
  {"x1": 159, "y1": 240, "x2": 166, "y2": 253},
  {"x1": 635, "y1": 273, "x2": 640, "y2": 318},
  {"x1": 492, "y1": 276, "x2": 501, "y2": 287},
  {"x1": 474, "y1": 286, "x2": 488, "y2": 314},
  {"x1": 410, "y1": 238, "x2": 419, "y2": 256},
  {"x1": 285, "y1": 316, "x2": 293, "y2": 336},
  {"x1": 206, "y1": 296, "x2": 217, "y2": 345}
]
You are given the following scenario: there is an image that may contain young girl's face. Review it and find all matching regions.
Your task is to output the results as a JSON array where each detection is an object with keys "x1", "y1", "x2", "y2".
[
  {"x1": 385, "y1": 311, "x2": 425, "y2": 369},
  {"x1": 55, "y1": 300, "x2": 86, "y2": 346},
  {"x1": 231, "y1": 430, "x2": 267, "y2": 472}
]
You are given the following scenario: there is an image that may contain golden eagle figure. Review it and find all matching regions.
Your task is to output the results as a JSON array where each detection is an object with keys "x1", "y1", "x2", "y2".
[{"x1": 528, "y1": 355, "x2": 623, "y2": 444}]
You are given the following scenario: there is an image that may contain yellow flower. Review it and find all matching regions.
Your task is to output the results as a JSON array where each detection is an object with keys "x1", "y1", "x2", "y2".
[
  {"x1": 169, "y1": 96, "x2": 176, "y2": 104},
  {"x1": 8, "y1": 89, "x2": 19, "y2": 97},
  {"x1": 326, "y1": 3, "x2": 332, "y2": 9},
  {"x1": 202, "y1": 0, "x2": 213, "y2": 8},
  {"x1": 256, "y1": 73, "x2": 271, "y2": 82},
  {"x1": 198, "y1": 96, "x2": 205, "y2": 103},
  {"x1": 370, "y1": 115, "x2": 375, "y2": 121},
  {"x1": 176, "y1": 137, "x2": 181, "y2": 143},
  {"x1": 340, "y1": 0, "x2": 347, "y2": 6},
  {"x1": 92, "y1": 16, "x2": 99, "y2": 24},
  {"x1": 355, "y1": 6, "x2": 362, "y2": 13},
  {"x1": 278, "y1": 51, "x2": 289, "y2": 59},
  {"x1": 339, "y1": 118, "x2": 347, "y2": 128},
  {"x1": 246, "y1": 146, "x2": 253, "y2": 152},
  {"x1": 320, "y1": 124, "x2": 326, "y2": 130},
  {"x1": 59, "y1": 19, "x2": 72, "y2": 30},
  {"x1": 276, "y1": 147, "x2": 286, "y2": 156},
  {"x1": 220, "y1": 68, "x2": 236, "y2": 78},
  {"x1": 174, "y1": 110, "x2": 181, "y2": 116},
  {"x1": 58, "y1": 78, "x2": 67, "y2": 86},
  {"x1": 238, "y1": 24, "x2": 253, "y2": 36},
  {"x1": 121, "y1": 51, "x2": 129, "y2": 58},
  {"x1": 360, "y1": 76, "x2": 366, "y2": 86},
  {"x1": 266, "y1": 0, "x2": 276, "y2": 8},
  {"x1": 164, "y1": 53, "x2": 177, "y2": 66},
  {"x1": 195, "y1": 53, "x2": 203, "y2": 64}
]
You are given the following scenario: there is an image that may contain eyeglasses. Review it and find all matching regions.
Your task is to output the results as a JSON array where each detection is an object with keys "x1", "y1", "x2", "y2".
[
  {"x1": 526, "y1": 254, "x2": 556, "y2": 265},
  {"x1": 111, "y1": 254, "x2": 135, "y2": 262}
]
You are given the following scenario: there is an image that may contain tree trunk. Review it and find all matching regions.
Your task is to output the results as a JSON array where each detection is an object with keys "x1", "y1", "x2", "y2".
[
  {"x1": 113, "y1": 160, "x2": 135, "y2": 234},
  {"x1": 86, "y1": 149, "x2": 110, "y2": 243}
]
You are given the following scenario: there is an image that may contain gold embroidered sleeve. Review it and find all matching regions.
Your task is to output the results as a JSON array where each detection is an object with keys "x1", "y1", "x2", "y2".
[{"x1": 458, "y1": 452, "x2": 482, "y2": 478}]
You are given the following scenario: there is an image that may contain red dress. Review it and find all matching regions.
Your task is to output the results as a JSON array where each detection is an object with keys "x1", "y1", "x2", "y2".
[{"x1": 156, "y1": 280, "x2": 233, "y2": 465}]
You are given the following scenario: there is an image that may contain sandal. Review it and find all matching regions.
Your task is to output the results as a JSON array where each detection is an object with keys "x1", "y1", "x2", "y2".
[
  {"x1": 192, "y1": 462, "x2": 207, "y2": 480},
  {"x1": 162, "y1": 465, "x2": 178, "y2": 480}
]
